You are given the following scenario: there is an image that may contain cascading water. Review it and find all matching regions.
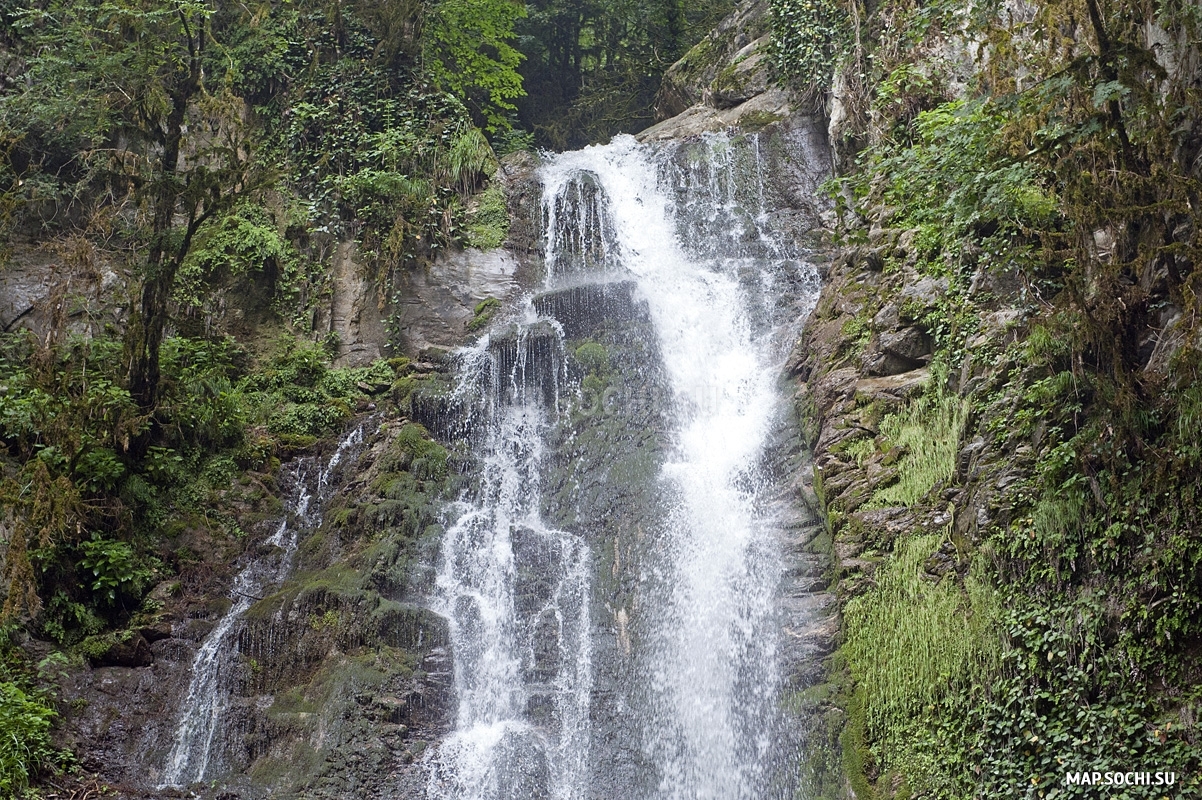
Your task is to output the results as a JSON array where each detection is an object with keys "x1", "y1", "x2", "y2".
[
  {"x1": 160, "y1": 423, "x2": 366, "y2": 788},
  {"x1": 425, "y1": 333, "x2": 594, "y2": 800},
  {"x1": 426, "y1": 130, "x2": 822, "y2": 800}
]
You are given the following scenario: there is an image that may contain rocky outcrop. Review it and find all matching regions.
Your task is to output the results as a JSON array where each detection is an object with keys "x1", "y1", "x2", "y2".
[
  {"x1": 640, "y1": 0, "x2": 805, "y2": 142},
  {"x1": 0, "y1": 241, "x2": 128, "y2": 338},
  {"x1": 309, "y1": 239, "x2": 390, "y2": 367},
  {"x1": 55, "y1": 412, "x2": 456, "y2": 799},
  {"x1": 652, "y1": 0, "x2": 775, "y2": 120},
  {"x1": 386, "y1": 151, "x2": 544, "y2": 354},
  {"x1": 782, "y1": 207, "x2": 1077, "y2": 793},
  {"x1": 388, "y1": 247, "x2": 525, "y2": 352}
]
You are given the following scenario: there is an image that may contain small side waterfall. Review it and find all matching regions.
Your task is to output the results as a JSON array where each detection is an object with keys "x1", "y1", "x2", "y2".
[
  {"x1": 160, "y1": 424, "x2": 366, "y2": 787},
  {"x1": 425, "y1": 130, "x2": 822, "y2": 800}
]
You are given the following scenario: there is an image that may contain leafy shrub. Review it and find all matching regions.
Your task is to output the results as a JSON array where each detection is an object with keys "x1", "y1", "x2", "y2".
[
  {"x1": 72, "y1": 448, "x2": 125, "y2": 493},
  {"x1": 77, "y1": 536, "x2": 156, "y2": 606},
  {"x1": 0, "y1": 681, "x2": 57, "y2": 795},
  {"x1": 855, "y1": 99, "x2": 1058, "y2": 240},
  {"x1": 175, "y1": 203, "x2": 300, "y2": 311},
  {"x1": 770, "y1": 0, "x2": 849, "y2": 92},
  {"x1": 422, "y1": 0, "x2": 526, "y2": 132}
]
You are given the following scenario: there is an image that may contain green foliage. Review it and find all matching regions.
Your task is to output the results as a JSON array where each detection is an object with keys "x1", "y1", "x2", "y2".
[
  {"x1": 824, "y1": 0, "x2": 1202, "y2": 793},
  {"x1": 866, "y1": 388, "x2": 966, "y2": 508},
  {"x1": 917, "y1": 600, "x2": 1202, "y2": 798},
  {"x1": 462, "y1": 185, "x2": 509, "y2": 250},
  {"x1": 0, "y1": 680, "x2": 58, "y2": 795},
  {"x1": 277, "y1": 54, "x2": 493, "y2": 268},
  {"x1": 10, "y1": 0, "x2": 218, "y2": 156},
  {"x1": 157, "y1": 336, "x2": 247, "y2": 451},
  {"x1": 176, "y1": 203, "x2": 302, "y2": 316},
  {"x1": 423, "y1": 0, "x2": 526, "y2": 132},
  {"x1": 770, "y1": 0, "x2": 849, "y2": 92},
  {"x1": 840, "y1": 313, "x2": 872, "y2": 352},
  {"x1": 853, "y1": 99, "x2": 1058, "y2": 241},
  {"x1": 239, "y1": 341, "x2": 394, "y2": 438},
  {"x1": 844, "y1": 536, "x2": 1000, "y2": 741},
  {"x1": 0, "y1": 645, "x2": 68, "y2": 795},
  {"x1": 77, "y1": 536, "x2": 157, "y2": 605},
  {"x1": 0, "y1": 328, "x2": 390, "y2": 640}
]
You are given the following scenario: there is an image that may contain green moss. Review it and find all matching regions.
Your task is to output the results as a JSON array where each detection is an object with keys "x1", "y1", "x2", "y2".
[
  {"x1": 737, "y1": 110, "x2": 784, "y2": 131},
  {"x1": 843, "y1": 535, "x2": 1000, "y2": 744},
  {"x1": 711, "y1": 60, "x2": 745, "y2": 95},
  {"x1": 674, "y1": 37, "x2": 716, "y2": 84},
  {"x1": 462, "y1": 184, "x2": 509, "y2": 249},
  {"x1": 467, "y1": 297, "x2": 501, "y2": 332},
  {"x1": 842, "y1": 687, "x2": 877, "y2": 800},
  {"x1": 864, "y1": 389, "x2": 965, "y2": 508},
  {"x1": 573, "y1": 341, "x2": 608, "y2": 374},
  {"x1": 75, "y1": 629, "x2": 135, "y2": 661},
  {"x1": 381, "y1": 423, "x2": 448, "y2": 482}
]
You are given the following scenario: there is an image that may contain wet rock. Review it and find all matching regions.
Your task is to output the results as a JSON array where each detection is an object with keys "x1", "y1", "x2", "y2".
[
  {"x1": 88, "y1": 634, "x2": 154, "y2": 668},
  {"x1": 488, "y1": 321, "x2": 564, "y2": 406},
  {"x1": 0, "y1": 245, "x2": 127, "y2": 338},
  {"x1": 138, "y1": 622, "x2": 174, "y2": 643},
  {"x1": 861, "y1": 343, "x2": 925, "y2": 377},
  {"x1": 499, "y1": 149, "x2": 543, "y2": 256},
  {"x1": 901, "y1": 275, "x2": 948, "y2": 308},
  {"x1": 532, "y1": 281, "x2": 644, "y2": 339},
  {"x1": 878, "y1": 326, "x2": 932, "y2": 362},
  {"x1": 390, "y1": 247, "x2": 525, "y2": 352}
]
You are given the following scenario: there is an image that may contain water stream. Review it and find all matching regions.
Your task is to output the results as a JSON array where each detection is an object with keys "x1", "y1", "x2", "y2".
[
  {"x1": 160, "y1": 423, "x2": 366, "y2": 788},
  {"x1": 425, "y1": 132, "x2": 821, "y2": 800}
]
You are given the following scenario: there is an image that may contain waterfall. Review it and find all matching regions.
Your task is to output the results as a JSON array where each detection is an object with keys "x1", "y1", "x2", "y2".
[
  {"x1": 426, "y1": 130, "x2": 821, "y2": 800},
  {"x1": 160, "y1": 423, "x2": 366, "y2": 788},
  {"x1": 424, "y1": 331, "x2": 594, "y2": 800}
]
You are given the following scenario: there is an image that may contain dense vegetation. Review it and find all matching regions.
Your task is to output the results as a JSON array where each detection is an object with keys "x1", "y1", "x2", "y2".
[
  {"x1": 0, "y1": 0, "x2": 519, "y2": 790},
  {"x1": 514, "y1": 0, "x2": 736, "y2": 147},
  {"x1": 774, "y1": 0, "x2": 1202, "y2": 795},
  {"x1": 0, "y1": 0, "x2": 1197, "y2": 792}
]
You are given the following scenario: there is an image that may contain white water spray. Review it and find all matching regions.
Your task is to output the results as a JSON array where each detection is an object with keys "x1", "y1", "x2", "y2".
[{"x1": 428, "y1": 130, "x2": 820, "y2": 800}]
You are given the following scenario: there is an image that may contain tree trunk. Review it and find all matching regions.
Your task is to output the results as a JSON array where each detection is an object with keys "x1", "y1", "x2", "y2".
[{"x1": 127, "y1": 107, "x2": 186, "y2": 413}]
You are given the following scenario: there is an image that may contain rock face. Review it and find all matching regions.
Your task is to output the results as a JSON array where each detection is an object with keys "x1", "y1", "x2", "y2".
[
  {"x1": 0, "y1": 241, "x2": 128, "y2": 338},
  {"x1": 783, "y1": 208, "x2": 1084, "y2": 791},
  {"x1": 56, "y1": 418, "x2": 456, "y2": 799},
  {"x1": 387, "y1": 151, "x2": 545, "y2": 355},
  {"x1": 389, "y1": 247, "x2": 526, "y2": 352},
  {"x1": 641, "y1": 0, "x2": 810, "y2": 144},
  {"x1": 652, "y1": 0, "x2": 774, "y2": 120},
  {"x1": 321, "y1": 240, "x2": 389, "y2": 367}
]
